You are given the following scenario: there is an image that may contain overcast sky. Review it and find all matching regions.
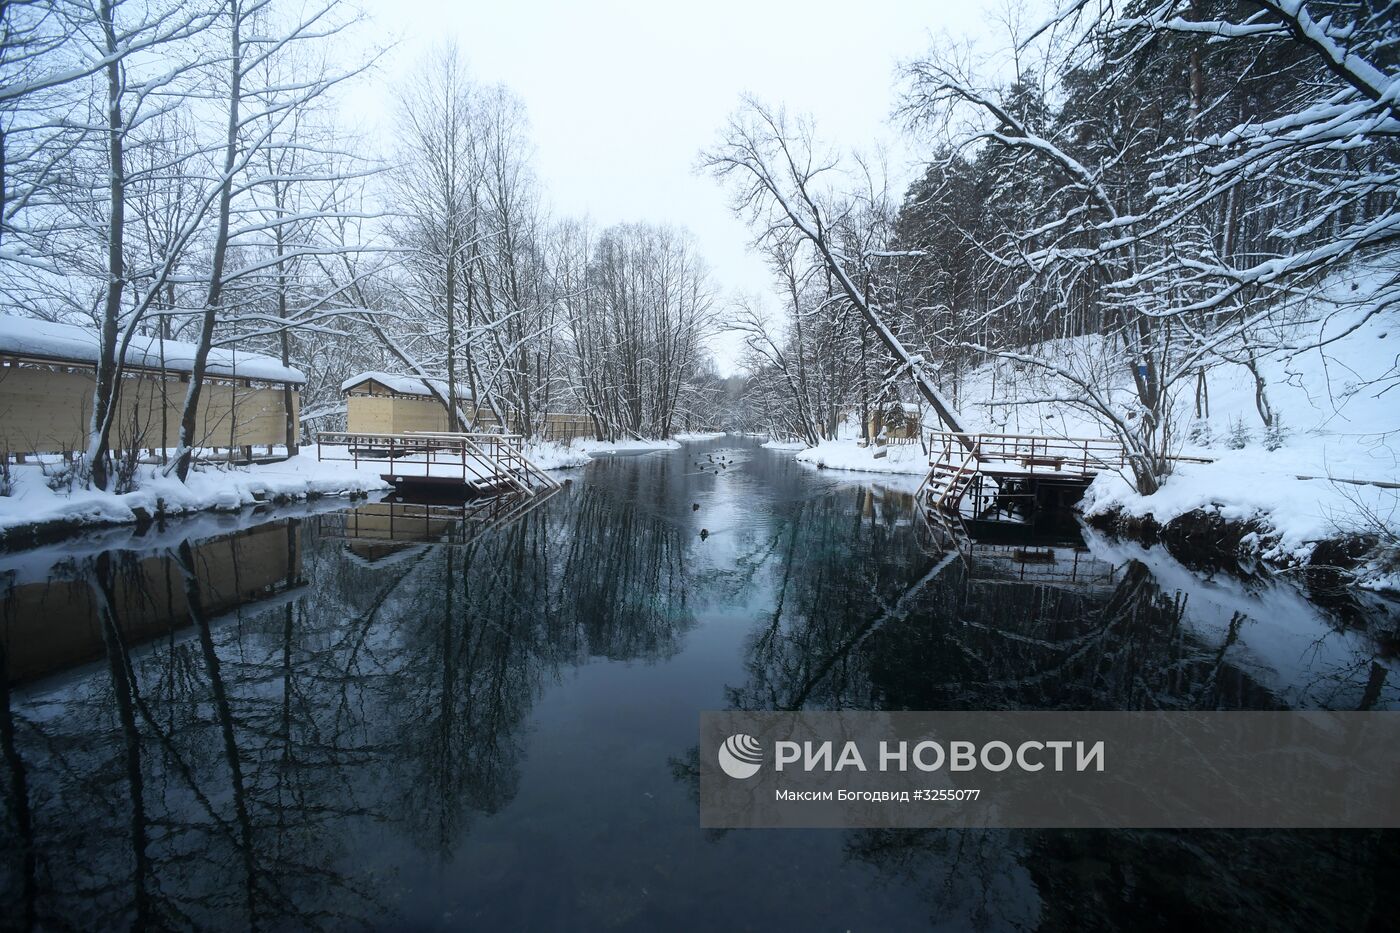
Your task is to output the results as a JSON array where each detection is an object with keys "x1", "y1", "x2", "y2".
[{"x1": 351, "y1": 0, "x2": 1010, "y2": 373}]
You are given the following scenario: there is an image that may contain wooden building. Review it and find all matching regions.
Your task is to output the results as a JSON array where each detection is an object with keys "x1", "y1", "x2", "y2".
[
  {"x1": 342, "y1": 371, "x2": 594, "y2": 442},
  {"x1": 342, "y1": 371, "x2": 462, "y2": 434},
  {"x1": 868, "y1": 401, "x2": 923, "y2": 442},
  {"x1": 0, "y1": 315, "x2": 304, "y2": 459}
]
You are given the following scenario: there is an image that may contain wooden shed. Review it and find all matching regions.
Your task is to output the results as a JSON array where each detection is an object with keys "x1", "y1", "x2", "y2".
[
  {"x1": 867, "y1": 401, "x2": 923, "y2": 442},
  {"x1": 342, "y1": 371, "x2": 595, "y2": 442},
  {"x1": 342, "y1": 371, "x2": 465, "y2": 434},
  {"x1": 0, "y1": 315, "x2": 304, "y2": 460}
]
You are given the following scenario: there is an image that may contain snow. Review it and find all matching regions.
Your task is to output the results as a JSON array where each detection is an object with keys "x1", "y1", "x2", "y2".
[
  {"x1": 573, "y1": 437, "x2": 680, "y2": 453},
  {"x1": 1073, "y1": 279, "x2": 1399, "y2": 562},
  {"x1": 340, "y1": 370, "x2": 471, "y2": 398},
  {"x1": 0, "y1": 452, "x2": 387, "y2": 534},
  {"x1": 0, "y1": 314, "x2": 305, "y2": 384},
  {"x1": 0, "y1": 438, "x2": 589, "y2": 536},
  {"x1": 1081, "y1": 458, "x2": 1396, "y2": 564},
  {"x1": 674, "y1": 431, "x2": 726, "y2": 441},
  {"x1": 761, "y1": 439, "x2": 806, "y2": 451},
  {"x1": 518, "y1": 440, "x2": 591, "y2": 470},
  {"x1": 794, "y1": 440, "x2": 929, "y2": 476},
  {"x1": 772, "y1": 258, "x2": 1398, "y2": 573}
]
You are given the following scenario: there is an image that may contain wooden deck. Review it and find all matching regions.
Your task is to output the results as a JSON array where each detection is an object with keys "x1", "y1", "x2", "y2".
[
  {"x1": 316, "y1": 431, "x2": 562, "y2": 498},
  {"x1": 917, "y1": 431, "x2": 1130, "y2": 520}
]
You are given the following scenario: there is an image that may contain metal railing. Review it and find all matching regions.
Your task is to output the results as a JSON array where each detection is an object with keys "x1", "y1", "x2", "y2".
[
  {"x1": 316, "y1": 431, "x2": 562, "y2": 493},
  {"x1": 927, "y1": 431, "x2": 1127, "y2": 476}
]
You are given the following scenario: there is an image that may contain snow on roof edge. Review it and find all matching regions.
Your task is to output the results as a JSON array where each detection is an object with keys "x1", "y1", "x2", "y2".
[
  {"x1": 341, "y1": 370, "x2": 472, "y2": 399},
  {"x1": 0, "y1": 314, "x2": 306, "y2": 384}
]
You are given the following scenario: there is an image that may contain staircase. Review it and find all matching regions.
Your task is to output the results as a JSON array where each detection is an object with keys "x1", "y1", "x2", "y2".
[
  {"x1": 918, "y1": 431, "x2": 985, "y2": 512},
  {"x1": 438, "y1": 432, "x2": 563, "y2": 498},
  {"x1": 317, "y1": 430, "x2": 563, "y2": 498},
  {"x1": 915, "y1": 502, "x2": 972, "y2": 557},
  {"x1": 917, "y1": 448, "x2": 980, "y2": 512}
]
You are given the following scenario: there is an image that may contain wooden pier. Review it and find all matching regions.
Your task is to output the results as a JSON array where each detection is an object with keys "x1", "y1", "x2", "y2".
[
  {"x1": 917, "y1": 431, "x2": 1129, "y2": 521},
  {"x1": 316, "y1": 431, "x2": 562, "y2": 497}
]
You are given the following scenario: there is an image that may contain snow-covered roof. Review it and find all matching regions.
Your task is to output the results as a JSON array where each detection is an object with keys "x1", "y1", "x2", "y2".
[
  {"x1": 341, "y1": 370, "x2": 471, "y2": 399},
  {"x1": 0, "y1": 314, "x2": 306, "y2": 384},
  {"x1": 872, "y1": 401, "x2": 920, "y2": 414}
]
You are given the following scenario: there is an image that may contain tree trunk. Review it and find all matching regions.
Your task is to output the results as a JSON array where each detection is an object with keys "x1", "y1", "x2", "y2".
[
  {"x1": 88, "y1": 0, "x2": 126, "y2": 491},
  {"x1": 172, "y1": 0, "x2": 241, "y2": 481}
]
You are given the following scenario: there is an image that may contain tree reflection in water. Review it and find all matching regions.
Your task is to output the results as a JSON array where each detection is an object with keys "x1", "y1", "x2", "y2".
[
  {"x1": 714, "y1": 480, "x2": 1398, "y2": 931},
  {"x1": 0, "y1": 482, "x2": 694, "y2": 930},
  {"x1": 0, "y1": 438, "x2": 1395, "y2": 930}
]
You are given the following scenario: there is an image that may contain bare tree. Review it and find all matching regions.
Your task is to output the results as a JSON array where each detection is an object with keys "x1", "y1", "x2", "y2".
[{"x1": 704, "y1": 101, "x2": 971, "y2": 447}]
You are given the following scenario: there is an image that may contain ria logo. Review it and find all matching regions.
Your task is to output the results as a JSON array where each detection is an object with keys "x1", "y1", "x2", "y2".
[{"x1": 718, "y1": 733, "x2": 764, "y2": 779}]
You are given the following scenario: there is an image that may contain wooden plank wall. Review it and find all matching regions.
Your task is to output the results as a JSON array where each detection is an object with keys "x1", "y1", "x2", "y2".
[
  {"x1": 346, "y1": 395, "x2": 451, "y2": 434},
  {"x1": 346, "y1": 394, "x2": 594, "y2": 441},
  {"x1": 0, "y1": 365, "x2": 298, "y2": 453}
]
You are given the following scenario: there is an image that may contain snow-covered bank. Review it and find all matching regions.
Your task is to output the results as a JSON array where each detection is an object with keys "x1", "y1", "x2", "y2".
[
  {"x1": 0, "y1": 438, "x2": 590, "y2": 545},
  {"x1": 0, "y1": 453, "x2": 388, "y2": 542},
  {"x1": 675, "y1": 431, "x2": 726, "y2": 442},
  {"x1": 771, "y1": 262, "x2": 1398, "y2": 590},
  {"x1": 1081, "y1": 455, "x2": 1396, "y2": 564},
  {"x1": 793, "y1": 440, "x2": 928, "y2": 475},
  {"x1": 1082, "y1": 475, "x2": 1399, "y2": 594},
  {"x1": 1069, "y1": 289, "x2": 1398, "y2": 590},
  {"x1": 518, "y1": 440, "x2": 592, "y2": 470},
  {"x1": 573, "y1": 437, "x2": 680, "y2": 454},
  {"x1": 760, "y1": 439, "x2": 806, "y2": 451}
]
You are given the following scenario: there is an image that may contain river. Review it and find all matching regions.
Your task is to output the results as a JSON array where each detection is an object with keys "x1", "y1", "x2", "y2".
[{"x1": 1, "y1": 435, "x2": 1395, "y2": 930}]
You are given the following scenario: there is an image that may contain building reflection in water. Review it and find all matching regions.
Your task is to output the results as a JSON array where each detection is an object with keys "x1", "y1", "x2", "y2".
[
  {"x1": 0, "y1": 478, "x2": 697, "y2": 929},
  {"x1": 2, "y1": 519, "x2": 304, "y2": 685},
  {"x1": 0, "y1": 442, "x2": 1396, "y2": 930}
]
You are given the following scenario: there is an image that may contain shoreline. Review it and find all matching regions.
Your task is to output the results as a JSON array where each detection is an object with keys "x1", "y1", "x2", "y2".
[{"x1": 1085, "y1": 505, "x2": 1395, "y2": 597}]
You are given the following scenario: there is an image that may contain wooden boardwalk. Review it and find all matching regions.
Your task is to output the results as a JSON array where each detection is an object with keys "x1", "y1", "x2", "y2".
[
  {"x1": 917, "y1": 431, "x2": 1129, "y2": 519},
  {"x1": 316, "y1": 431, "x2": 562, "y2": 497}
]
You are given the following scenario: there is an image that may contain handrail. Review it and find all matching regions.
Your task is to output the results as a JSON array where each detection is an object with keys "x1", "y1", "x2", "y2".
[
  {"x1": 938, "y1": 450, "x2": 978, "y2": 508},
  {"x1": 508, "y1": 442, "x2": 564, "y2": 490},
  {"x1": 926, "y1": 430, "x2": 1125, "y2": 474},
  {"x1": 930, "y1": 430, "x2": 1118, "y2": 444},
  {"x1": 316, "y1": 430, "x2": 561, "y2": 494},
  {"x1": 926, "y1": 431, "x2": 1215, "y2": 466}
]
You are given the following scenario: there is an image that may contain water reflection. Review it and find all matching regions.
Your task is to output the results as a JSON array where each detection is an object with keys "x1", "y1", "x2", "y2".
[
  {"x1": 2, "y1": 520, "x2": 303, "y2": 684},
  {"x1": 0, "y1": 437, "x2": 1396, "y2": 930}
]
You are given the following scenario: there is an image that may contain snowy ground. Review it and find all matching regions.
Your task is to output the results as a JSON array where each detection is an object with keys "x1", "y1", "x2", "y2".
[
  {"x1": 1068, "y1": 289, "x2": 1398, "y2": 570},
  {"x1": 517, "y1": 440, "x2": 593, "y2": 470},
  {"x1": 0, "y1": 438, "x2": 591, "y2": 538},
  {"x1": 573, "y1": 437, "x2": 681, "y2": 454},
  {"x1": 0, "y1": 452, "x2": 387, "y2": 535},
  {"x1": 674, "y1": 431, "x2": 726, "y2": 442},
  {"x1": 772, "y1": 261, "x2": 1398, "y2": 583},
  {"x1": 793, "y1": 440, "x2": 928, "y2": 476}
]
